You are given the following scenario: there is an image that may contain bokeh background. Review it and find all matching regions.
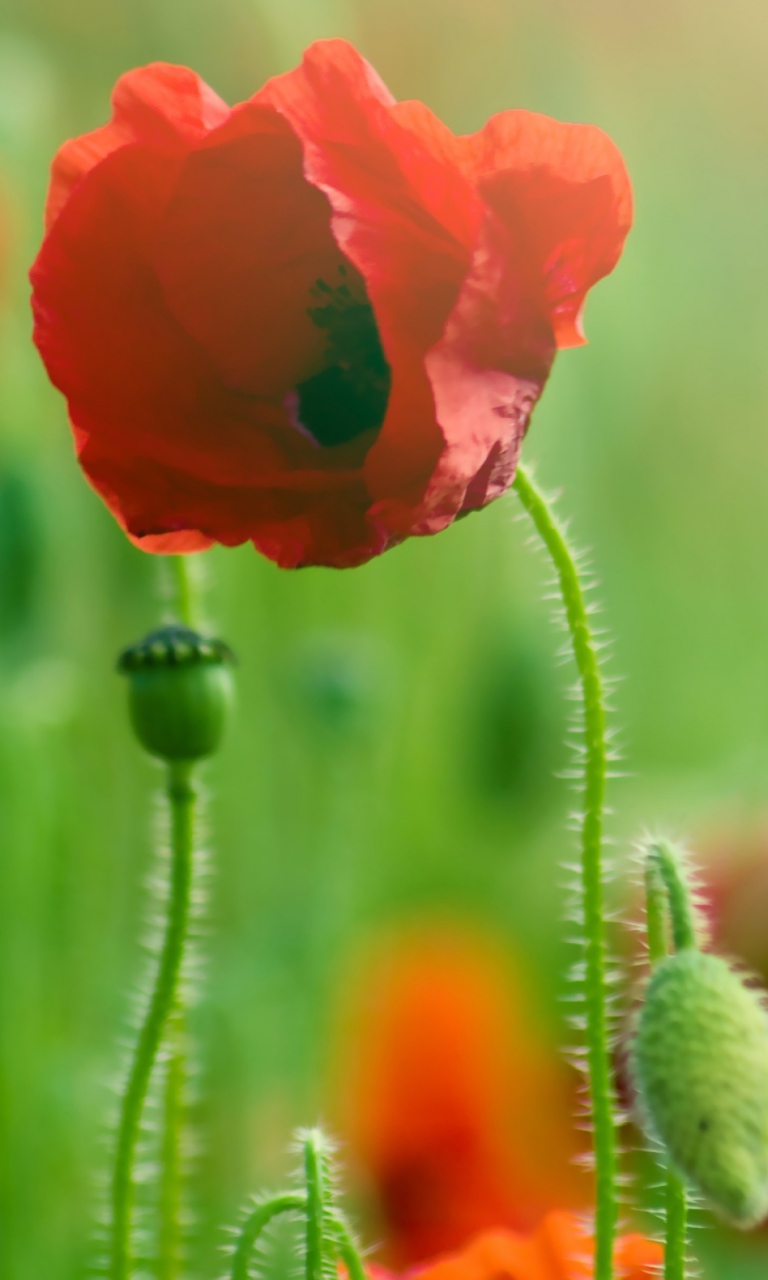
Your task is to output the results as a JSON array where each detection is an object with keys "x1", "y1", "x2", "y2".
[{"x1": 2, "y1": 2, "x2": 768, "y2": 1277}]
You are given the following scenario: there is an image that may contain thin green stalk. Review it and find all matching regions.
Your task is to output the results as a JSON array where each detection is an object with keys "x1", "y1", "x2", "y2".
[
  {"x1": 644, "y1": 857, "x2": 667, "y2": 966},
  {"x1": 331, "y1": 1218, "x2": 368, "y2": 1280},
  {"x1": 230, "y1": 1193, "x2": 307, "y2": 1280},
  {"x1": 157, "y1": 1017, "x2": 185, "y2": 1280},
  {"x1": 110, "y1": 761, "x2": 196, "y2": 1280},
  {"x1": 166, "y1": 554, "x2": 197, "y2": 628},
  {"x1": 158, "y1": 550, "x2": 198, "y2": 1275},
  {"x1": 644, "y1": 840, "x2": 690, "y2": 1280},
  {"x1": 646, "y1": 840, "x2": 696, "y2": 954},
  {"x1": 663, "y1": 1170, "x2": 687, "y2": 1280},
  {"x1": 304, "y1": 1130, "x2": 326, "y2": 1280},
  {"x1": 513, "y1": 465, "x2": 616, "y2": 1280}
]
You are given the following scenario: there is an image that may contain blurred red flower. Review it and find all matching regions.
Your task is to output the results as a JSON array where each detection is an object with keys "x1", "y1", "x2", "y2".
[
  {"x1": 330, "y1": 926, "x2": 591, "y2": 1268},
  {"x1": 371, "y1": 1212, "x2": 662, "y2": 1280},
  {"x1": 31, "y1": 41, "x2": 631, "y2": 568}
]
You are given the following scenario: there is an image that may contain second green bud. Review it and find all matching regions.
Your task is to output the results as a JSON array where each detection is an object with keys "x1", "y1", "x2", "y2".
[{"x1": 633, "y1": 946, "x2": 768, "y2": 1228}]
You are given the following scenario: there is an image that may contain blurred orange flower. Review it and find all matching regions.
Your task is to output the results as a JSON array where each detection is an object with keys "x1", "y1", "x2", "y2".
[
  {"x1": 371, "y1": 1212, "x2": 662, "y2": 1280},
  {"x1": 331, "y1": 924, "x2": 591, "y2": 1267}
]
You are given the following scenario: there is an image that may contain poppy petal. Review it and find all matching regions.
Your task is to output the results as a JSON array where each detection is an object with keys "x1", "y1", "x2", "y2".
[
  {"x1": 45, "y1": 63, "x2": 229, "y2": 232},
  {"x1": 457, "y1": 111, "x2": 633, "y2": 348},
  {"x1": 155, "y1": 103, "x2": 346, "y2": 397},
  {"x1": 34, "y1": 145, "x2": 299, "y2": 542},
  {"x1": 258, "y1": 39, "x2": 481, "y2": 529}
]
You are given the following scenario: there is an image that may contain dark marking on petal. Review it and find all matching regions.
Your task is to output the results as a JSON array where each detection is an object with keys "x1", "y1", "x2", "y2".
[{"x1": 293, "y1": 266, "x2": 391, "y2": 449}]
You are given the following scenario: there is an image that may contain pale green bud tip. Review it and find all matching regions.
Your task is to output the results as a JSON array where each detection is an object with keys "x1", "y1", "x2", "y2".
[
  {"x1": 633, "y1": 949, "x2": 768, "y2": 1228},
  {"x1": 117, "y1": 624, "x2": 235, "y2": 762}
]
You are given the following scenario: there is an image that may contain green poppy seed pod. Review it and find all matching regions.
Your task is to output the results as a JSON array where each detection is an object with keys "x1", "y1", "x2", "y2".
[
  {"x1": 117, "y1": 624, "x2": 234, "y2": 762},
  {"x1": 633, "y1": 948, "x2": 768, "y2": 1228}
]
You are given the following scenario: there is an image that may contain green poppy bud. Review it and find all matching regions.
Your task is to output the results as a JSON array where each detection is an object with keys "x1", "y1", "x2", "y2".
[
  {"x1": 632, "y1": 948, "x2": 768, "y2": 1228},
  {"x1": 117, "y1": 624, "x2": 234, "y2": 762}
]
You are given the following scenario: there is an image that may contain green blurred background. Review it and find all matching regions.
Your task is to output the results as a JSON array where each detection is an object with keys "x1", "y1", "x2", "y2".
[{"x1": 1, "y1": 1, "x2": 768, "y2": 1277}]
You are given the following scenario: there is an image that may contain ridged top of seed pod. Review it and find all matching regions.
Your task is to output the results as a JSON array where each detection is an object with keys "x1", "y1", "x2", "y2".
[{"x1": 117, "y1": 625, "x2": 235, "y2": 674}]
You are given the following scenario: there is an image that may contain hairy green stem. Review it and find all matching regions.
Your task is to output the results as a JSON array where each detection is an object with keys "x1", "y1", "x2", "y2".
[
  {"x1": 663, "y1": 1169, "x2": 688, "y2": 1280},
  {"x1": 110, "y1": 761, "x2": 196, "y2": 1280},
  {"x1": 644, "y1": 839, "x2": 691, "y2": 1280},
  {"x1": 230, "y1": 1193, "x2": 307, "y2": 1280},
  {"x1": 157, "y1": 1017, "x2": 185, "y2": 1280},
  {"x1": 304, "y1": 1130, "x2": 326, "y2": 1280},
  {"x1": 645, "y1": 840, "x2": 696, "y2": 954},
  {"x1": 513, "y1": 465, "x2": 616, "y2": 1280},
  {"x1": 157, "y1": 550, "x2": 198, "y2": 1275},
  {"x1": 332, "y1": 1218, "x2": 368, "y2": 1280}
]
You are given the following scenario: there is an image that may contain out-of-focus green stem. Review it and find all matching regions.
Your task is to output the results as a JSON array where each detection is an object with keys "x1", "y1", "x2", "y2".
[
  {"x1": 156, "y1": 550, "x2": 199, "y2": 1275},
  {"x1": 230, "y1": 1194, "x2": 307, "y2": 1280},
  {"x1": 157, "y1": 1017, "x2": 185, "y2": 1280},
  {"x1": 166, "y1": 555, "x2": 196, "y2": 628},
  {"x1": 663, "y1": 1175, "x2": 688, "y2": 1280},
  {"x1": 110, "y1": 762, "x2": 196, "y2": 1280},
  {"x1": 644, "y1": 839, "x2": 691, "y2": 1280},
  {"x1": 645, "y1": 840, "x2": 696, "y2": 954},
  {"x1": 332, "y1": 1218, "x2": 368, "y2": 1280},
  {"x1": 304, "y1": 1128, "x2": 326, "y2": 1280}
]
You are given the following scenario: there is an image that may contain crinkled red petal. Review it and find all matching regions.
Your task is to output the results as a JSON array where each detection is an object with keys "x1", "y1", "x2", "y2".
[
  {"x1": 453, "y1": 109, "x2": 633, "y2": 349},
  {"x1": 390, "y1": 99, "x2": 632, "y2": 524},
  {"x1": 45, "y1": 63, "x2": 229, "y2": 232}
]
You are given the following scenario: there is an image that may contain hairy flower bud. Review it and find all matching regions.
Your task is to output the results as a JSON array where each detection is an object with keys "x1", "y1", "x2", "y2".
[
  {"x1": 632, "y1": 948, "x2": 768, "y2": 1228},
  {"x1": 117, "y1": 624, "x2": 234, "y2": 762}
]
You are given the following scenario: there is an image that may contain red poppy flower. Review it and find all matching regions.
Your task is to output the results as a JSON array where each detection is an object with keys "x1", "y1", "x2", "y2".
[
  {"x1": 371, "y1": 1213, "x2": 662, "y2": 1280},
  {"x1": 31, "y1": 40, "x2": 632, "y2": 568}
]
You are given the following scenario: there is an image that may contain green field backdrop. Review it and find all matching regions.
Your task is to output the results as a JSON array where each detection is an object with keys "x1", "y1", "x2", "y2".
[{"x1": 2, "y1": 2, "x2": 768, "y2": 1277}]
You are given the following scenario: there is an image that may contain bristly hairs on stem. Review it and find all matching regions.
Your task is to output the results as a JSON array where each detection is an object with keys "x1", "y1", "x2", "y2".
[
  {"x1": 642, "y1": 836, "x2": 705, "y2": 1280},
  {"x1": 108, "y1": 554, "x2": 205, "y2": 1280},
  {"x1": 225, "y1": 1129, "x2": 368, "y2": 1280},
  {"x1": 109, "y1": 759, "x2": 198, "y2": 1280},
  {"x1": 513, "y1": 465, "x2": 619, "y2": 1280}
]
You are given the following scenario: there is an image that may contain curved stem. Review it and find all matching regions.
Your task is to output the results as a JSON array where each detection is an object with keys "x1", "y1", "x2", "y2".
[
  {"x1": 643, "y1": 838, "x2": 692, "y2": 1280},
  {"x1": 645, "y1": 840, "x2": 696, "y2": 954},
  {"x1": 230, "y1": 1193, "x2": 307, "y2": 1280},
  {"x1": 110, "y1": 761, "x2": 196, "y2": 1280},
  {"x1": 158, "y1": 1016, "x2": 185, "y2": 1280},
  {"x1": 331, "y1": 1218, "x2": 368, "y2": 1280},
  {"x1": 513, "y1": 465, "x2": 616, "y2": 1280}
]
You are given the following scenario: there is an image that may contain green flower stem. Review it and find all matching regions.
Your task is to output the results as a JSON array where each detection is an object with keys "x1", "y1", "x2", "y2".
[
  {"x1": 158, "y1": 550, "x2": 199, "y2": 1276},
  {"x1": 332, "y1": 1218, "x2": 368, "y2": 1280},
  {"x1": 645, "y1": 840, "x2": 696, "y2": 954},
  {"x1": 304, "y1": 1129, "x2": 326, "y2": 1280},
  {"x1": 663, "y1": 1174, "x2": 688, "y2": 1280},
  {"x1": 167, "y1": 554, "x2": 196, "y2": 628},
  {"x1": 110, "y1": 761, "x2": 197, "y2": 1280},
  {"x1": 157, "y1": 1016, "x2": 185, "y2": 1280},
  {"x1": 230, "y1": 1193, "x2": 307, "y2": 1280},
  {"x1": 644, "y1": 840, "x2": 691, "y2": 1280},
  {"x1": 513, "y1": 465, "x2": 616, "y2": 1280}
]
